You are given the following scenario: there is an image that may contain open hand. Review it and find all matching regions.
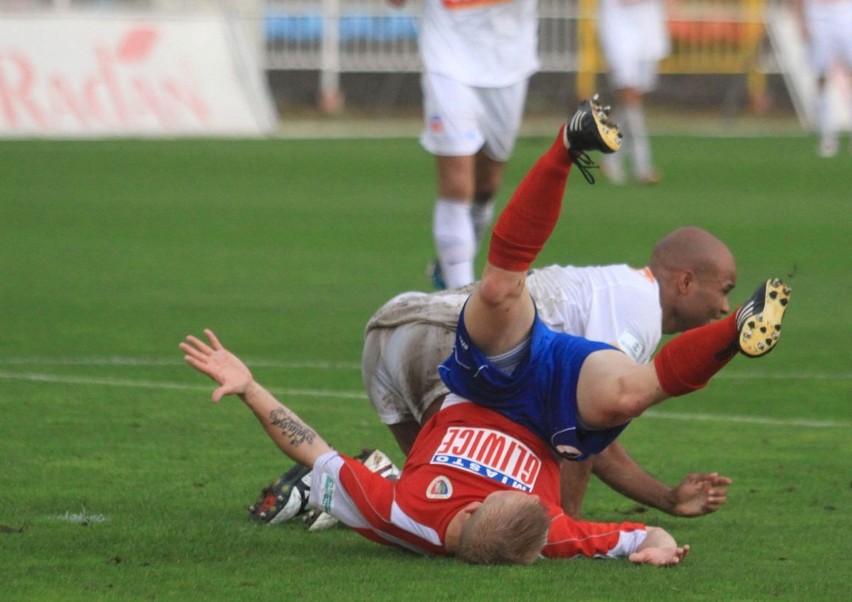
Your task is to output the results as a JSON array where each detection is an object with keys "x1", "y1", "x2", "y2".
[
  {"x1": 671, "y1": 472, "x2": 732, "y2": 517},
  {"x1": 180, "y1": 329, "x2": 253, "y2": 402},
  {"x1": 629, "y1": 544, "x2": 690, "y2": 566}
]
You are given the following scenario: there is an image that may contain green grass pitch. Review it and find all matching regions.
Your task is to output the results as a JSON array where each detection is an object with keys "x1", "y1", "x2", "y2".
[{"x1": 0, "y1": 131, "x2": 849, "y2": 601}]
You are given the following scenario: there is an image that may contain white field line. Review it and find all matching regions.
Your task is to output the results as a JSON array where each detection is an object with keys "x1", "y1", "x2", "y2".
[
  {"x1": 52, "y1": 512, "x2": 107, "y2": 523},
  {"x1": 641, "y1": 410, "x2": 846, "y2": 429},
  {"x1": 0, "y1": 363, "x2": 848, "y2": 430},
  {"x1": 0, "y1": 370, "x2": 366, "y2": 400},
  {"x1": 0, "y1": 356, "x2": 361, "y2": 370},
  {"x1": 0, "y1": 356, "x2": 849, "y2": 382}
]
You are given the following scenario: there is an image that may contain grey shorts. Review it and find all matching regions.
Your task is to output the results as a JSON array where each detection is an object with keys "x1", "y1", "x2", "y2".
[{"x1": 361, "y1": 291, "x2": 467, "y2": 425}]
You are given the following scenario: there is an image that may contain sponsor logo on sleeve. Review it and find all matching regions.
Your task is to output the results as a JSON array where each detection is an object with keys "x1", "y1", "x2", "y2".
[
  {"x1": 320, "y1": 473, "x2": 335, "y2": 513},
  {"x1": 616, "y1": 330, "x2": 644, "y2": 362}
]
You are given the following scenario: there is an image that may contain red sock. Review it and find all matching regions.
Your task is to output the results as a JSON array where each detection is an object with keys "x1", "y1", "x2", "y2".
[
  {"x1": 653, "y1": 314, "x2": 740, "y2": 396},
  {"x1": 488, "y1": 128, "x2": 573, "y2": 272}
]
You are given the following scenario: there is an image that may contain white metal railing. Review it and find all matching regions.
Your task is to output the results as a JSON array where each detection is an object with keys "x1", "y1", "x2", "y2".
[
  {"x1": 262, "y1": 0, "x2": 582, "y2": 73},
  {"x1": 2, "y1": 0, "x2": 778, "y2": 106}
]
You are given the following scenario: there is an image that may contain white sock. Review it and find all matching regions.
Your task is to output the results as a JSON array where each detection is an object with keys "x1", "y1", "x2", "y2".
[
  {"x1": 624, "y1": 104, "x2": 653, "y2": 178},
  {"x1": 470, "y1": 194, "x2": 495, "y2": 253},
  {"x1": 815, "y1": 86, "x2": 840, "y2": 156},
  {"x1": 433, "y1": 199, "x2": 475, "y2": 288},
  {"x1": 816, "y1": 87, "x2": 835, "y2": 142}
]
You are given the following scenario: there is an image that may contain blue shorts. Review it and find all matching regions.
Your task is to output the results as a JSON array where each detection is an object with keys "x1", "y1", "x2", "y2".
[{"x1": 439, "y1": 306, "x2": 628, "y2": 460}]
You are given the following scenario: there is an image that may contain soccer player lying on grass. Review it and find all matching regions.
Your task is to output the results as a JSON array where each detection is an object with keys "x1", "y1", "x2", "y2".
[
  {"x1": 257, "y1": 225, "x2": 738, "y2": 526},
  {"x1": 182, "y1": 97, "x2": 790, "y2": 565},
  {"x1": 182, "y1": 327, "x2": 689, "y2": 566}
]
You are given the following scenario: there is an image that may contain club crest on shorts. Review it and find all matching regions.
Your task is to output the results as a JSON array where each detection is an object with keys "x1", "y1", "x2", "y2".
[
  {"x1": 556, "y1": 444, "x2": 583, "y2": 459},
  {"x1": 426, "y1": 476, "x2": 453, "y2": 500}
]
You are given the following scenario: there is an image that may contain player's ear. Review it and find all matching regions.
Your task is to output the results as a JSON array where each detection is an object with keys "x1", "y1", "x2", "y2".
[
  {"x1": 677, "y1": 269, "x2": 695, "y2": 293},
  {"x1": 462, "y1": 501, "x2": 483, "y2": 518}
]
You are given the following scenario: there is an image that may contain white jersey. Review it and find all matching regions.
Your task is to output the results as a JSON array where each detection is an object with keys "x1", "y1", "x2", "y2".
[
  {"x1": 597, "y1": 0, "x2": 669, "y2": 62},
  {"x1": 362, "y1": 264, "x2": 662, "y2": 425},
  {"x1": 597, "y1": 0, "x2": 670, "y2": 91},
  {"x1": 419, "y1": 0, "x2": 540, "y2": 87},
  {"x1": 802, "y1": 0, "x2": 852, "y2": 75},
  {"x1": 525, "y1": 264, "x2": 662, "y2": 364}
]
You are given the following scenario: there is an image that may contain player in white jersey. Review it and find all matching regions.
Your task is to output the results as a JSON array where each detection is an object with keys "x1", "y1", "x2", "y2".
[
  {"x1": 795, "y1": 0, "x2": 852, "y2": 156},
  {"x1": 362, "y1": 227, "x2": 736, "y2": 519},
  {"x1": 596, "y1": 0, "x2": 670, "y2": 184},
  {"x1": 389, "y1": 0, "x2": 539, "y2": 289},
  {"x1": 365, "y1": 264, "x2": 663, "y2": 433}
]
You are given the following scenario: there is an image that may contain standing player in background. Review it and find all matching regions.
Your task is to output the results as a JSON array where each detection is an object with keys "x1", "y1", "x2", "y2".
[
  {"x1": 596, "y1": 0, "x2": 670, "y2": 184},
  {"x1": 388, "y1": 0, "x2": 540, "y2": 289},
  {"x1": 794, "y1": 0, "x2": 852, "y2": 157}
]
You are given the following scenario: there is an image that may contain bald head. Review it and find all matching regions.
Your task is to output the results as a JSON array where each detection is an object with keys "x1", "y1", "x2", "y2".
[
  {"x1": 649, "y1": 227, "x2": 734, "y2": 275},
  {"x1": 648, "y1": 227, "x2": 737, "y2": 334}
]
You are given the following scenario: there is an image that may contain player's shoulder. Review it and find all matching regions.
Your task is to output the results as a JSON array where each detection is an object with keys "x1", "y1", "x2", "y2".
[
  {"x1": 598, "y1": 266, "x2": 662, "y2": 317},
  {"x1": 595, "y1": 264, "x2": 659, "y2": 293},
  {"x1": 535, "y1": 263, "x2": 657, "y2": 289}
]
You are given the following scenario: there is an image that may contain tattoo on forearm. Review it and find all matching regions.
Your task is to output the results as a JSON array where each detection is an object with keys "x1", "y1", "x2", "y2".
[{"x1": 269, "y1": 407, "x2": 316, "y2": 447}]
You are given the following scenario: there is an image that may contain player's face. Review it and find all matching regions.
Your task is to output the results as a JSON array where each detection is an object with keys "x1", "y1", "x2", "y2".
[{"x1": 682, "y1": 268, "x2": 737, "y2": 330}]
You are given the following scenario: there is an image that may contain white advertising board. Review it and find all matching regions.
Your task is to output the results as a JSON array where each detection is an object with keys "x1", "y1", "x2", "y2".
[{"x1": 0, "y1": 13, "x2": 277, "y2": 137}]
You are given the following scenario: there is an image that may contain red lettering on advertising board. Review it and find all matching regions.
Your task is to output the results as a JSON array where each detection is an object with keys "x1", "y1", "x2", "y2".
[
  {"x1": 0, "y1": 53, "x2": 46, "y2": 127},
  {"x1": 0, "y1": 27, "x2": 210, "y2": 131}
]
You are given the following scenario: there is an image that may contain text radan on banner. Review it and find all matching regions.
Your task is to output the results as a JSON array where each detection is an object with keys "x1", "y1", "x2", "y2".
[{"x1": 0, "y1": 14, "x2": 277, "y2": 138}]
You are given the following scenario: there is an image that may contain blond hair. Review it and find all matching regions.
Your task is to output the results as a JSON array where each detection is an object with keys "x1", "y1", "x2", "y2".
[{"x1": 455, "y1": 493, "x2": 550, "y2": 565}]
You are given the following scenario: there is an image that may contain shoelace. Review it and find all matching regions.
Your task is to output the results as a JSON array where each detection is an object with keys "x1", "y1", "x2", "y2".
[{"x1": 569, "y1": 150, "x2": 599, "y2": 185}]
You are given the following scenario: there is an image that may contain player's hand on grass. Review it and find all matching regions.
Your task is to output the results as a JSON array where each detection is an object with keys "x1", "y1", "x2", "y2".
[
  {"x1": 671, "y1": 472, "x2": 732, "y2": 517},
  {"x1": 181, "y1": 329, "x2": 254, "y2": 402},
  {"x1": 629, "y1": 544, "x2": 690, "y2": 567}
]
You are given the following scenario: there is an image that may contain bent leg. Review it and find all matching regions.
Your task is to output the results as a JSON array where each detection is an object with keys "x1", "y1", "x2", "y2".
[{"x1": 464, "y1": 131, "x2": 574, "y2": 356}]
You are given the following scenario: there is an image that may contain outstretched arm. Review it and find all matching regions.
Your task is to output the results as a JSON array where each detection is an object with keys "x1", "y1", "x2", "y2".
[
  {"x1": 593, "y1": 442, "x2": 732, "y2": 517},
  {"x1": 542, "y1": 517, "x2": 687, "y2": 566},
  {"x1": 180, "y1": 329, "x2": 334, "y2": 468},
  {"x1": 629, "y1": 526, "x2": 690, "y2": 566}
]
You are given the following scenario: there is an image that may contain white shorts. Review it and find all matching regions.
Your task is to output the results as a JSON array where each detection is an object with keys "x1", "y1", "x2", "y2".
[
  {"x1": 606, "y1": 59, "x2": 660, "y2": 94},
  {"x1": 419, "y1": 71, "x2": 528, "y2": 161},
  {"x1": 805, "y1": 0, "x2": 852, "y2": 76},
  {"x1": 361, "y1": 291, "x2": 467, "y2": 425}
]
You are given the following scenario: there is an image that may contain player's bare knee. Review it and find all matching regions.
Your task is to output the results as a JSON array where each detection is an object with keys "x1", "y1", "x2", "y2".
[{"x1": 478, "y1": 268, "x2": 526, "y2": 307}]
